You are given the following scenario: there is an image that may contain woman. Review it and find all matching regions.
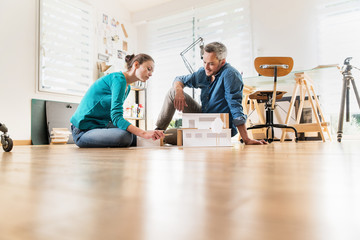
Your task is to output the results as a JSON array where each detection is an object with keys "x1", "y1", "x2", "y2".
[{"x1": 70, "y1": 53, "x2": 164, "y2": 148}]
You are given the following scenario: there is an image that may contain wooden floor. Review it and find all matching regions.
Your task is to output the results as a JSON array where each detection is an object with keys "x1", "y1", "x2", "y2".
[{"x1": 1, "y1": 141, "x2": 360, "y2": 240}]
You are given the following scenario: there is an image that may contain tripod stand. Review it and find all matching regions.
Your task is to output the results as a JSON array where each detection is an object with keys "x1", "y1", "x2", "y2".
[{"x1": 337, "y1": 57, "x2": 360, "y2": 142}]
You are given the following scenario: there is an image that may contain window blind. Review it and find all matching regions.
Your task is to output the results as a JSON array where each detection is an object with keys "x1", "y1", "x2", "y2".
[
  {"x1": 141, "y1": 0, "x2": 252, "y2": 128},
  {"x1": 195, "y1": 0, "x2": 253, "y2": 77},
  {"x1": 317, "y1": 0, "x2": 360, "y2": 114},
  {"x1": 143, "y1": 11, "x2": 196, "y2": 125},
  {"x1": 317, "y1": 0, "x2": 360, "y2": 136},
  {"x1": 39, "y1": 0, "x2": 93, "y2": 96},
  {"x1": 318, "y1": 0, "x2": 360, "y2": 65}
]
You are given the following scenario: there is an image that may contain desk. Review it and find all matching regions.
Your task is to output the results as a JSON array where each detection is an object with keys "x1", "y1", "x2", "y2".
[
  {"x1": 243, "y1": 65, "x2": 338, "y2": 142},
  {"x1": 244, "y1": 65, "x2": 338, "y2": 88}
]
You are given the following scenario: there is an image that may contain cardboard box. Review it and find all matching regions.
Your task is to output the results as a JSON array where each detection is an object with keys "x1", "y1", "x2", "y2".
[
  {"x1": 137, "y1": 137, "x2": 163, "y2": 147},
  {"x1": 182, "y1": 113, "x2": 229, "y2": 129},
  {"x1": 181, "y1": 128, "x2": 232, "y2": 147}
]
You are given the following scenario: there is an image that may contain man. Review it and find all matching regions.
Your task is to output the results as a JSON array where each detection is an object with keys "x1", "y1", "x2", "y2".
[{"x1": 156, "y1": 42, "x2": 266, "y2": 145}]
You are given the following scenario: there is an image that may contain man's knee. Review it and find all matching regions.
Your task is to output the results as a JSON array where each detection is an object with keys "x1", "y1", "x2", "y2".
[
  {"x1": 163, "y1": 128, "x2": 178, "y2": 145},
  {"x1": 167, "y1": 88, "x2": 176, "y2": 100}
]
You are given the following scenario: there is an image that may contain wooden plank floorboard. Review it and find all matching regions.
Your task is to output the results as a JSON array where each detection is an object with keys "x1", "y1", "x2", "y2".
[{"x1": 1, "y1": 141, "x2": 360, "y2": 240}]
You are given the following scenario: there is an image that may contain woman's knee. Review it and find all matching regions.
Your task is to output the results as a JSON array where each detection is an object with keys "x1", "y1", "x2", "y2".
[
  {"x1": 115, "y1": 132, "x2": 134, "y2": 147},
  {"x1": 74, "y1": 129, "x2": 134, "y2": 148}
]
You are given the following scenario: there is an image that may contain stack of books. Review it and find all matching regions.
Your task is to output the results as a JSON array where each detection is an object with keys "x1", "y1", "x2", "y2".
[{"x1": 50, "y1": 128, "x2": 71, "y2": 144}]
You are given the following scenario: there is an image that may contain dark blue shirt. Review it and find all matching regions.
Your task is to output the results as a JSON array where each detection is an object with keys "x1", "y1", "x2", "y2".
[{"x1": 175, "y1": 63, "x2": 247, "y2": 136}]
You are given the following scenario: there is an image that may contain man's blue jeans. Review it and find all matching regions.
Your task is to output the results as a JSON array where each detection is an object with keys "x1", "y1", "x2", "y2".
[{"x1": 71, "y1": 123, "x2": 136, "y2": 148}]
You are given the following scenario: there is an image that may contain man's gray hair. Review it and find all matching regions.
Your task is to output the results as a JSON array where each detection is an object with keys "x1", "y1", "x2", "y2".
[{"x1": 204, "y1": 42, "x2": 227, "y2": 60}]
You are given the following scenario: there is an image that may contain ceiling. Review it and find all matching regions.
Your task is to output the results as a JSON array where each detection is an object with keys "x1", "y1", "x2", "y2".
[{"x1": 119, "y1": 0, "x2": 174, "y2": 13}]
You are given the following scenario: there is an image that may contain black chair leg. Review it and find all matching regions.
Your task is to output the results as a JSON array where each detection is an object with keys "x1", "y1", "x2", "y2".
[
  {"x1": 272, "y1": 124, "x2": 298, "y2": 142},
  {"x1": 246, "y1": 103, "x2": 299, "y2": 143},
  {"x1": 247, "y1": 124, "x2": 298, "y2": 143}
]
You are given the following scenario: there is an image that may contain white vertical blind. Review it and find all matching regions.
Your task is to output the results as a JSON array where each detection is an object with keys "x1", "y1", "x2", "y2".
[
  {"x1": 195, "y1": 0, "x2": 253, "y2": 77},
  {"x1": 141, "y1": 0, "x2": 252, "y2": 128},
  {"x1": 144, "y1": 10, "x2": 197, "y2": 126},
  {"x1": 39, "y1": 0, "x2": 93, "y2": 96},
  {"x1": 317, "y1": 0, "x2": 360, "y2": 135},
  {"x1": 318, "y1": 0, "x2": 360, "y2": 65}
]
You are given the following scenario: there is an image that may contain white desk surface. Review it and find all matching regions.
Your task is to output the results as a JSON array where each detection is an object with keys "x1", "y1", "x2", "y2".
[{"x1": 243, "y1": 65, "x2": 341, "y2": 88}]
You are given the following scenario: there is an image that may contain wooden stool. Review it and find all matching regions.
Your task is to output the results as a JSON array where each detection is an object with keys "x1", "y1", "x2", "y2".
[{"x1": 246, "y1": 57, "x2": 298, "y2": 143}]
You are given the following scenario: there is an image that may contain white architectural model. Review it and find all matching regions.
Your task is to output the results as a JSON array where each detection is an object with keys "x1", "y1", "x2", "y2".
[{"x1": 180, "y1": 113, "x2": 232, "y2": 147}]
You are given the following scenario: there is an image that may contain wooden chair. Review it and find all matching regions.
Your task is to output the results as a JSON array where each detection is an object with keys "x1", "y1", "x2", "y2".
[{"x1": 247, "y1": 57, "x2": 298, "y2": 143}]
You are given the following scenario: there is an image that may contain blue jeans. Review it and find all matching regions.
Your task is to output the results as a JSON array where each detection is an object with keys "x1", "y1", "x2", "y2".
[{"x1": 71, "y1": 124, "x2": 136, "y2": 148}]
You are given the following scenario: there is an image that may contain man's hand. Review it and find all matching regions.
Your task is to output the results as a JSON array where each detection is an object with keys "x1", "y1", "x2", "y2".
[
  {"x1": 237, "y1": 124, "x2": 268, "y2": 145},
  {"x1": 243, "y1": 138, "x2": 268, "y2": 145},
  {"x1": 174, "y1": 91, "x2": 188, "y2": 112}
]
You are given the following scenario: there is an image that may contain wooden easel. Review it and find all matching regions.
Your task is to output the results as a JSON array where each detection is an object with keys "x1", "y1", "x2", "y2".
[
  {"x1": 280, "y1": 72, "x2": 331, "y2": 142},
  {"x1": 241, "y1": 85, "x2": 267, "y2": 140}
]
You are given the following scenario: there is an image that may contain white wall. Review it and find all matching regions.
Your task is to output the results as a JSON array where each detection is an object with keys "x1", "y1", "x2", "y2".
[
  {"x1": 0, "y1": 0, "x2": 137, "y2": 140},
  {"x1": 250, "y1": 0, "x2": 319, "y2": 71}
]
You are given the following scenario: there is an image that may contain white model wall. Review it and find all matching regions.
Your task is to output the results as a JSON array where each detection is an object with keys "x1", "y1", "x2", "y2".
[{"x1": 0, "y1": 0, "x2": 137, "y2": 140}]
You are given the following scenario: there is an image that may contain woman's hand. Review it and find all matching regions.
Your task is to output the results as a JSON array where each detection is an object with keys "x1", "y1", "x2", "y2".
[
  {"x1": 127, "y1": 125, "x2": 165, "y2": 141},
  {"x1": 142, "y1": 130, "x2": 165, "y2": 141}
]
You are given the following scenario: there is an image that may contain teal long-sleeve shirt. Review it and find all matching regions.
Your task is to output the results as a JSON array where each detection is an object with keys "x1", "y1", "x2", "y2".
[{"x1": 70, "y1": 72, "x2": 131, "y2": 131}]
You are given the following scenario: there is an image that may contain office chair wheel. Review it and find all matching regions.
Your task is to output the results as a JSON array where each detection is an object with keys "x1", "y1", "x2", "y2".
[
  {"x1": 240, "y1": 139, "x2": 244, "y2": 144},
  {"x1": 295, "y1": 137, "x2": 299, "y2": 143},
  {"x1": 267, "y1": 139, "x2": 273, "y2": 143},
  {"x1": 2, "y1": 137, "x2": 13, "y2": 152}
]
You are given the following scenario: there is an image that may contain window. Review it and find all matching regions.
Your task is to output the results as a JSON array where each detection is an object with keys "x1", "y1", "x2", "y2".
[
  {"x1": 317, "y1": 0, "x2": 360, "y2": 135},
  {"x1": 318, "y1": 0, "x2": 360, "y2": 65},
  {"x1": 139, "y1": 0, "x2": 252, "y2": 128},
  {"x1": 194, "y1": 0, "x2": 253, "y2": 77},
  {"x1": 38, "y1": 0, "x2": 93, "y2": 96}
]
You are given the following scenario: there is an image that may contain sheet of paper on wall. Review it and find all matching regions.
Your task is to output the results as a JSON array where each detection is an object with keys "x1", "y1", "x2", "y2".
[
  {"x1": 121, "y1": 24, "x2": 128, "y2": 38},
  {"x1": 123, "y1": 41, "x2": 128, "y2": 51},
  {"x1": 98, "y1": 53, "x2": 109, "y2": 62},
  {"x1": 103, "y1": 14, "x2": 108, "y2": 24},
  {"x1": 112, "y1": 35, "x2": 119, "y2": 43},
  {"x1": 117, "y1": 50, "x2": 123, "y2": 59},
  {"x1": 111, "y1": 17, "x2": 116, "y2": 27}
]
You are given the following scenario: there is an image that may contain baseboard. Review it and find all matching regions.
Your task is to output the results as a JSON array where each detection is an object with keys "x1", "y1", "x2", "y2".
[{"x1": 13, "y1": 140, "x2": 32, "y2": 145}]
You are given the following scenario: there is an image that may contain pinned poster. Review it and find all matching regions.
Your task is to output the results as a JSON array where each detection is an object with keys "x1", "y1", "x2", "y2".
[
  {"x1": 121, "y1": 24, "x2": 128, "y2": 38},
  {"x1": 102, "y1": 14, "x2": 108, "y2": 24},
  {"x1": 123, "y1": 41, "x2": 128, "y2": 51}
]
